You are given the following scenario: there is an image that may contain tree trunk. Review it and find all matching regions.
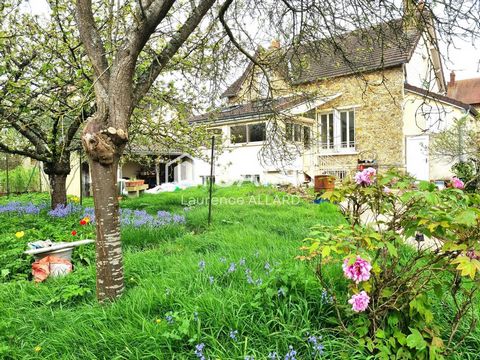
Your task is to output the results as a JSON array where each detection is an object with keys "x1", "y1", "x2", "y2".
[
  {"x1": 90, "y1": 157, "x2": 124, "y2": 301},
  {"x1": 49, "y1": 173, "x2": 68, "y2": 209},
  {"x1": 44, "y1": 160, "x2": 71, "y2": 209},
  {"x1": 82, "y1": 116, "x2": 128, "y2": 302}
]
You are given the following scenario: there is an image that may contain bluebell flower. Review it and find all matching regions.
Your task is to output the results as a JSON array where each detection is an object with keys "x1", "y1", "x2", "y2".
[
  {"x1": 284, "y1": 345, "x2": 297, "y2": 360},
  {"x1": 228, "y1": 263, "x2": 236, "y2": 273},
  {"x1": 255, "y1": 278, "x2": 263, "y2": 286},
  {"x1": 239, "y1": 258, "x2": 246, "y2": 266},
  {"x1": 199, "y1": 260, "x2": 206, "y2": 271},
  {"x1": 264, "y1": 262, "x2": 271, "y2": 272},
  {"x1": 268, "y1": 352, "x2": 278, "y2": 360},
  {"x1": 208, "y1": 276, "x2": 215, "y2": 284},
  {"x1": 165, "y1": 314, "x2": 174, "y2": 324},
  {"x1": 195, "y1": 343, "x2": 205, "y2": 360},
  {"x1": 308, "y1": 335, "x2": 324, "y2": 356},
  {"x1": 229, "y1": 329, "x2": 238, "y2": 341}
]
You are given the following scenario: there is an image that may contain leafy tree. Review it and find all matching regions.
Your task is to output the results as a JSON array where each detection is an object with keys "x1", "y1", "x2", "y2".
[
  {"x1": 0, "y1": 1, "x2": 93, "y2": 208},
  {"x1": 431, "y1": 116, "x2": 480, "y2": 190}
]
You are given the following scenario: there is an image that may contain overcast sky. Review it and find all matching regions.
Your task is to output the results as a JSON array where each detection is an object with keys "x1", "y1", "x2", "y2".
[{"x1": 24, "y1": 0, "x2": 480, "y2": 81}]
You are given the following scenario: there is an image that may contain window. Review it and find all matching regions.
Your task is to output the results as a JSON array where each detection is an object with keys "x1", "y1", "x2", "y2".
[
  {"x1": 293, "y1": 124, "x2": 302, "y2": 142},
  {"x1": 320, "y1": 113, "x2": 334, "y2": 149},
  {"x1": 303, "y1": 126, "x2": 311, "y2": 149},
  {"x1": 248, "y1": 123, "x2": 266, "y2": 142},
  {"x1": 231, "y1": 125, "x2": 247, "y2": 143},
  {"x1": 319, "y1": 110, "x2": 355, "y2": 150},
  {"x1": 286, "y1": 123, "x2": 311, "y2": 148},
  {"x1": 230, "y1": 122, "x2": 266, "y2": 144}
]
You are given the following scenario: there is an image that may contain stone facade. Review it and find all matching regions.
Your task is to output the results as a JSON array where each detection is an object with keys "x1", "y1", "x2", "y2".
[{"x1": 301, "y1": 68, "x2": 406, "y2": 175}]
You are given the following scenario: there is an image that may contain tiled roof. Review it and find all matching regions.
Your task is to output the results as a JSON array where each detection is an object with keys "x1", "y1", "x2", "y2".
[
  {"x1": 222, "y1": 18, "x2": 423, "y2": 98},
  {"x1": 447, "y1": 77, "x2": 480, "y2": 105},
  {"x1": 405, "y1": 83, "x2": 478, "y2": 116},
  {"x1": 190, "y1": 95, "x2": 311, "y2": 123}
]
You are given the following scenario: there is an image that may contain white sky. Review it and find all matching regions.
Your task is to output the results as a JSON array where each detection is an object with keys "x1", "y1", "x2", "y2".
[{"x1": 24, "y1": 0, "x2": 480, "y2": 81}]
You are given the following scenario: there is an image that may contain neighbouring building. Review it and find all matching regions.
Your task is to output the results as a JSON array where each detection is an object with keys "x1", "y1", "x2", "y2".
[
  {"x1": 447, "y1": 72, "x2": 480, "y2": 111},
  {"x1": 190, "y1": 8, "x2": 477, "y2": 185}
]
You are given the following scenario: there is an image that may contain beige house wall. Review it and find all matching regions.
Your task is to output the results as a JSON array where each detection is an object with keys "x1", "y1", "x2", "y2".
[{"x1": 403, "y1": 91, "x2": 475, "y2": 180}]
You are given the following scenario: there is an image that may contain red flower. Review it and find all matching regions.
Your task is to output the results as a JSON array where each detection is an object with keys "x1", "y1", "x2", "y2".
[
  {"x1": 71, "y1": 230, "x2": 77, "y2": 236},
  {"x1": 79, "y1": 219, "x2": 87, "y2": 225}
]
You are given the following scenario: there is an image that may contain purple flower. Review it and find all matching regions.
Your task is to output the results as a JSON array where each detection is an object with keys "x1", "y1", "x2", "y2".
[
  {"x1": 452, "y1": 177, "x2": 465, "y2": 189},
  {"x1": 268, "y1": 352, "x2": 278, "y2": 360},
  {"x1": 229, "y1": 329, "x2": 238, "y2": 341},
  {"x1": 165, "y1": 314, "x2": 174, "y2": 324},
  {"x1": 354, "y1": 167, "x2": 376, "y2": 186},
  {"x1": 342, "y1": 256, "x2": 372, "y2": 284},
  {"x1": 348, "y1": 291, "x2": 370, "y2": 312},
  {"x1": 48, "y1": 203, "x2": 81, "y2": 217},
  {"x1": 307, "y1": 335, "x2": 324, "y2": 356},
  {"x1": 195, "y1": 343, "x2": 205, "y2": 360},
  {"x1": 284, "y1": 346, "x2": 297, "y2": 360},
  {"x1": 264, "y1": 262, "x2": 271, "y2": 272}
]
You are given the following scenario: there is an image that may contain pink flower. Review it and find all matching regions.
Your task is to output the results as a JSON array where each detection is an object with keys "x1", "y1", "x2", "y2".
[
  {"x1": 342, "y1": 256, "x2": 372, "y2": 284},
  {"x1": 354, "y1": 167, "x2": 376, "y2": 186},
  {"x1": 348, "y1": 291, "x2": 370, "y2": 312},
  {"x1": 383, "y1": 186, "x2": 392, "y2": 194},
  {"x1": 452, "y1": 177, "x2": 464, "y2": 189}
]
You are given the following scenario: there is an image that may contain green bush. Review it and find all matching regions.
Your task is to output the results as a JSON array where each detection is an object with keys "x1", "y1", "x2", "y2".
[{"x1": 0, "y1": 166, "x2": 41, "y2": 193}]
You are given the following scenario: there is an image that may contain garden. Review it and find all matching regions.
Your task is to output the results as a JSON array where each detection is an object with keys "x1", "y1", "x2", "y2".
[{"x1": 0, "y1": 171, "x2": 479, "y2": 359}]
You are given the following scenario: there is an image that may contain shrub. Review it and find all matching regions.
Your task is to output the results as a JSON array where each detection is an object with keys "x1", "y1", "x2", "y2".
[{"x1": 301, "y1": 169, "x2": 480, "y2": 359}]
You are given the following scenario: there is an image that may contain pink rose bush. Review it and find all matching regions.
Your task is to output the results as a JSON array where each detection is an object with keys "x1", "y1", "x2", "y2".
[
  {"x1": 451, "y1": 177, "x2": 464, "y2": 189},
  {"x1": 348, "y1": 291, "x2": 370, "y2": 312},
  {"x1": 354, "y1": 167, "x2": 376, "y2": 186},
  {"x1": 342, "y1": 256, "x2": 372, "y2": 284}
]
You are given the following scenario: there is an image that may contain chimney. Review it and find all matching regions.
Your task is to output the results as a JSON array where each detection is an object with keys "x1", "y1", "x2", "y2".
[
  {"x1": 270, "y1": 39, "x2": 280, "y2": 49},
  {"x1": 449, "y1": 71, "x2": 456, "y2": 86}
]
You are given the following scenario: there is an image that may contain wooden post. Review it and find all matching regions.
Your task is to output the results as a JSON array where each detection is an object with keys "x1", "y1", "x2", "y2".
[
  {"x1": 79, "y1": 151, "x2": 83, "y2": 205},
  {"x1": 208, "y1": 136, "x2": 215, "y2": 226},
  {"x1": 155, "y1": 162, "x2": 160, "y2": 186},
  {"x1": 5, "y1": 153, "x2": 10, "y2": 197}
]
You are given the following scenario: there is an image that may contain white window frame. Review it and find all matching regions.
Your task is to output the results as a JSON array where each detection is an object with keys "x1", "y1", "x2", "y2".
[
  {"x1": 229, "y1": 122, "x2": 266, "y2": 145},
  {"x1": 318, "y1": 108, "x2": 356, "y2": 154}
]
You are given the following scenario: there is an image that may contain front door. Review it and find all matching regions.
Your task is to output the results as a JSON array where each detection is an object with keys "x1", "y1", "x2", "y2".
[{"x1": 406, "y1": 136, "x2": 429, "y2": 180}]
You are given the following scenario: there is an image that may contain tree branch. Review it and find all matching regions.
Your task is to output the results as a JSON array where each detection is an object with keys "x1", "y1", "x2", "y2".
[
  {"x1": 75, "y1": 0, "x2": 110, "y2": 91},
  {"x1": 133, "y1": 0, "x2": 217, "y2": 105}
]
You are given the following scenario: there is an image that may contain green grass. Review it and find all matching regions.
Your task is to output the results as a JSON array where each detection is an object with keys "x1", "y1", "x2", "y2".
[
  {"x1": 0, "y1": 185, "x2": 364, "y2": 359},
  {"x1": 1, "y1": 184, "x2": 479, "y2": 359}
]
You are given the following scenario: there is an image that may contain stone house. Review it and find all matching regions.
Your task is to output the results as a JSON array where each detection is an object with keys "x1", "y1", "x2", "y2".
[{"x1": 190, "y1": 10, "x2": 478, "y2": 184}]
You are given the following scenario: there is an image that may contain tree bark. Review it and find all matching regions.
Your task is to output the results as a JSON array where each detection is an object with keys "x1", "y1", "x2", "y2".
[
  {"x1": 49, "y1": 173, "x2": 68, "y2": 209},
  {"x1": 82, "y1": 116, "x2": 128, "y2": 302},
  {"x1": 44, "y1": 160, "x2": 71, "y2": 209},
  {"x1": 90, "y1": 157, "x2": 124, "y2": 301}
]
